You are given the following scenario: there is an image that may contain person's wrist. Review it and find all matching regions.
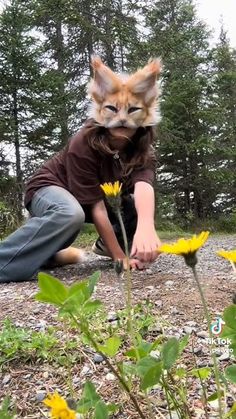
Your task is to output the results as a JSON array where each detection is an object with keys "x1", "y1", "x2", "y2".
[{"x1": 112, "y1": 251, "x2": 126, "y2": 261}]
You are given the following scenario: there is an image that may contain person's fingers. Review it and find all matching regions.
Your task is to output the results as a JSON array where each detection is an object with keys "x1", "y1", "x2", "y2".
[
  {"x1": 123, "y1": 258, "x2": 145, "y2": 270},
  {"x1": 130, "y1": 243, "x2": 137, "y2": 258}
]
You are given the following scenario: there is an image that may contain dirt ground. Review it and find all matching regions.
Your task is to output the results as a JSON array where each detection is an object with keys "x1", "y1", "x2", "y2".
[{"x1": 0, "y1": 235, "x2": 236, "y2": 418}]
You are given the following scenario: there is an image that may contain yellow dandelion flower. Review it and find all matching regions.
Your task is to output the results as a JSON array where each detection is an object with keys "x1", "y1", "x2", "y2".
[
  {"x1": 160, "y1": 231, "x2": 210, "y2": 267},
  {"x1": 44, "y1": 392, "x2": 76, "y2": 419},
  {"x1": 217, "y1": 250, "x2": 236, "y2": 263},
  {"x1": 100, "y1": 181, "x2": 122, "y2": 197},
  {"x1": 100, "y1": 181, "x2": 122, "y2": 212}
]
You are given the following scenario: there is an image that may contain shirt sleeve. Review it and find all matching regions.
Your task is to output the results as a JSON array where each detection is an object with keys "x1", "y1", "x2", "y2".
[
  {"x1": 131, "y1": 154, "x2": 156, "y2": 187},
  {"x1": 66, "y1": 151, "x2": 103, "y2": 205}
]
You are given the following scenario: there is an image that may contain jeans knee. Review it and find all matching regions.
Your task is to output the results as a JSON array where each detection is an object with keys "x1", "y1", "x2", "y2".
[
  {"x1": 54, "y1": 205, "x2": 85, "y2": 234},
  {"x1": 65, "y1": 207, "x2": 85, "y2": 230}
]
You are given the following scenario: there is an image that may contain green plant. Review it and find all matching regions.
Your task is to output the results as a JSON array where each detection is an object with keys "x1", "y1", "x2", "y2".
[
  {"x1": 0, "y1": 318, "x2": 82, "y2": 366},
  {"x1": 0, "y1": 201, "x2": 18, "y2": 239},
  {"x1": 0, "y1": 397, "x2": 15, "y2": 418},
  {"x1": 34, "y1": 182, "x2": 236, "y2": 418}
]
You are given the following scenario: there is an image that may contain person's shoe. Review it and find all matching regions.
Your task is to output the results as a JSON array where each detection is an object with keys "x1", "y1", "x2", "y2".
[{"x1": 92, "y1": 238, "x2": 111, "y2": 257}]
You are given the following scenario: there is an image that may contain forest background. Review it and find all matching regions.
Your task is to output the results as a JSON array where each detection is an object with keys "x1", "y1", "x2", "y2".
[{"x1": 0, "y1": 0, "x2": 235, "y2": 236}]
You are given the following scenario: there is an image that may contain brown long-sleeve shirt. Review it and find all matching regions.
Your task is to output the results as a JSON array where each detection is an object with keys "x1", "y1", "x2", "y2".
[{"x1": 24, "y1": 121, "x2": 156, "y2": 213}]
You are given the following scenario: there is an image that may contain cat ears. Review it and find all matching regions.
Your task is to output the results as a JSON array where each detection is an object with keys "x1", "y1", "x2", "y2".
[
  {"x1": 126, "y1": 59, "x2": 161, "y2": 104},
  {"x1": 88, "y1": 55, "x2": 161, "y2": 104}
]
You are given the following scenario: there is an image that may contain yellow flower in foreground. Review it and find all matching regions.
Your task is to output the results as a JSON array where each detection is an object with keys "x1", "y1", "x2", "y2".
[
  {"x1": 100, "y1": 181, "x2": 122, "y2": 197},
  {"x1": 44, "y1": 392, "x2": 76, "y2": 419},
  {"x1": 160, "y1": 231, "x2": 210, "y2": 267},
  {"x1": 217, "y1": 250, "x2": 236, "y2": 263}
]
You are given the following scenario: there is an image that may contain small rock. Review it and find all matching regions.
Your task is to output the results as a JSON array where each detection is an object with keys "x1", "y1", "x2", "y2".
[
  {"x1": 2, "y1": 374, "x2": 11, "y2": 385},
  {"x1": 186, "y1": 321, "x2": 197, "y2": 327},
  {"x1": 36, "y1": 392, "x2": 46, "y2": 402},
  {"x1": 149, "y1": 325, "x2": 162, "y2": 335},
  {"x1": 72, "y1": 377, "x2": 80, "y2": 385},
  {"x1": 196, "y1": 330, "x2": 208, "y2": 338},
  {"x1": 214, "y1": 349, "x2": 222, "y2": 356},
  {"x1": 93, "y1": 354, "x2": 104, "y2": 364},
  {"x1": 197, "y1": 359, "x2": 214, "y2": 367},
  {"x1": 183, "y1": 326, "x2": 193, "y2": 334},
  {"x1": 33, "y1": 308, "x2": 41, "y2": 314},
  {"x1": 155, "y1": 300, "x2": 163, "y2": 308},
  {"x1": 81, "y1": 365, "x2": 91, "y2": 376},
  {"x1": 105, "y1": 373, "x2": 116, "y2": 381},
  {"x1": 107, "y1": 311, "x2": 119, "y2": 322},
  {"x1": 218, "y1": 352, "x2": 230, "y2": 361},
  {"x1": 193, "y1": 347, "x2": 202, "y2": 355},
  {"x1": 36, "y1": 320, "x2": 47, "y2": 331},
  {"x1": 171, "y1": 307, "x2": 179, "y2": 315},
  {"x1": 208, "y1": 399, "x2": 220, "y2": 410},
  {"x1": 150, "y1": 350, "x2": 160, "y2": 359},
  {"x1": 165, "y1": 280, "x2": 174, "y2": 287}
]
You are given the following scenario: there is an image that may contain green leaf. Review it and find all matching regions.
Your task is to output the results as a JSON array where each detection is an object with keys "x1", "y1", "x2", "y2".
[
  {"x1": 107, "y1": 403, "x2": 119, "y2": 413},
  {"x1": 88, "y1": 271, "x2": 101, "y2": 297},
  {"x1": 220, "y1": 325, "x2": 236, "y2": 340},
  {"x1": 136, "y1": 356, "x2": 159, "y2": 377},
  {"x1": 190, "y1": 367, "x2": 211, "y2": 380},
  {"x1": 223, "y1": 305, "x2": 236, "y2": 330},
  {"x1": 77, "y1": 381, "x2": 100, "y2": 413},
  {"x1": 175, "y1": 367, "x2": 187, "y2": 378},
  {"x1": 118, "y1": 360, "x2": 137, "y2": 378},
  {"x1": 179, "y1": 334, "x2": 189, "y2": 355},
  {"x1": 94, "y1": 400, "x2": 108, "y2": 419},
  {"x1": 68, "y1": 281, "x2": 90, "y2": 299},
  {"x1": 140, "y1": 362, "x2": 162, "y2": 390},
  {"x1": 207, "y1": 390, "x2": 224, "y2": 402},
  {"x1": 35, "y1": 272, "x2": 68, "y2": 306},
  {"x1": 98, "y1": 336, "x2": 121, "y2": 357},
  {"x1": 162, "y1": 338, "x2": 179, "y2": 370},
  {"x1": 225, "y1": 365, "x2": 236, "y2": 384},
  {"x1": 150, "y1": 336, "x2": 164, "y2": 351},
  {"x1": 125, "y1": 340, "x2": 152, "y2": 359},
  {"x1": 83, "y1": 300, "x2": 103, "y2": 314},
  {"x1": 82, "y1": 381, "x2": 100, "y2": 401}
]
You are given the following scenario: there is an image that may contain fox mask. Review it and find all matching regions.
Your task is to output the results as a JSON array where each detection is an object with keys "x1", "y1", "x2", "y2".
[{"x1": 88, "y1": 56, "x2": 161, "y2": 129}]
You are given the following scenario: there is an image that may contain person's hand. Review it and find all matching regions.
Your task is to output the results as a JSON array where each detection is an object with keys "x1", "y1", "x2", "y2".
[
  {"x1": 121, "y1": 257, "x2": 145, "y2": 270},
  {"x1": 131, "y1": 226, "x2": 162, "y2": 263}
]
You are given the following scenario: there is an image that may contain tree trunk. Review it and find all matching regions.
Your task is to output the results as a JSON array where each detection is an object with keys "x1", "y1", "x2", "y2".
[
  {"x1": 12, "y1": 87, "x2": 23, "y2": 221},
  {"x1": 55, "y1": 19, "x2": 69, "y2": 145}
]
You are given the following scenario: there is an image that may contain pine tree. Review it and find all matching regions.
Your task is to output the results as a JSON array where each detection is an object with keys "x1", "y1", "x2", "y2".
[
  {"x1": 210, "y1": 27, "x2": 236, "y2": 213},
  {"x1": 144, "y1": 0, "x2": 215, "y2": 222},
  {"x1": 0, "y1": 0, "x2": 41, "y2": 219}
]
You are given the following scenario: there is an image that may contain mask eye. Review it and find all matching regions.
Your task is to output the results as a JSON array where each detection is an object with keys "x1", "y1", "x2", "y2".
[
  {"x1": 105, "y1": 105, "x2": 118, "y2": 113},
  {"x1": 128, "y1": 107, "x2": 142, "y2": 114}
]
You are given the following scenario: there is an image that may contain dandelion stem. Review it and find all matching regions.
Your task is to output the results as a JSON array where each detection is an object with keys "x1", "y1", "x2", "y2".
[
  {"x1": 116, "y1": 209, "x2": 155, "y2": 418},
  {"x1": 192, "y1": 266, "x2": 224, "y2": 418},
  {"x1": 70, "y1": 313, "x2": 146, "y2": 419},
  {"x1": 116, "y1": 209, "x2": 133, "y2": 337}
]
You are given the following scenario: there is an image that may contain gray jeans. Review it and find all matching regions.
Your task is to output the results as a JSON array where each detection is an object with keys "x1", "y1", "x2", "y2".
[{"x1": 0, "y1": 186, "x2": 85, "y2": 283}]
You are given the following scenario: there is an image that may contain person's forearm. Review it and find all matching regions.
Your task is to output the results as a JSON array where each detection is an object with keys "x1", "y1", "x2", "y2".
[
  {"x1": 91, "y1": 200, "x2": 125, "y2": 260},
  {"x1": 134, "y1": 181, "x2": 156, "y2": 228}
]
